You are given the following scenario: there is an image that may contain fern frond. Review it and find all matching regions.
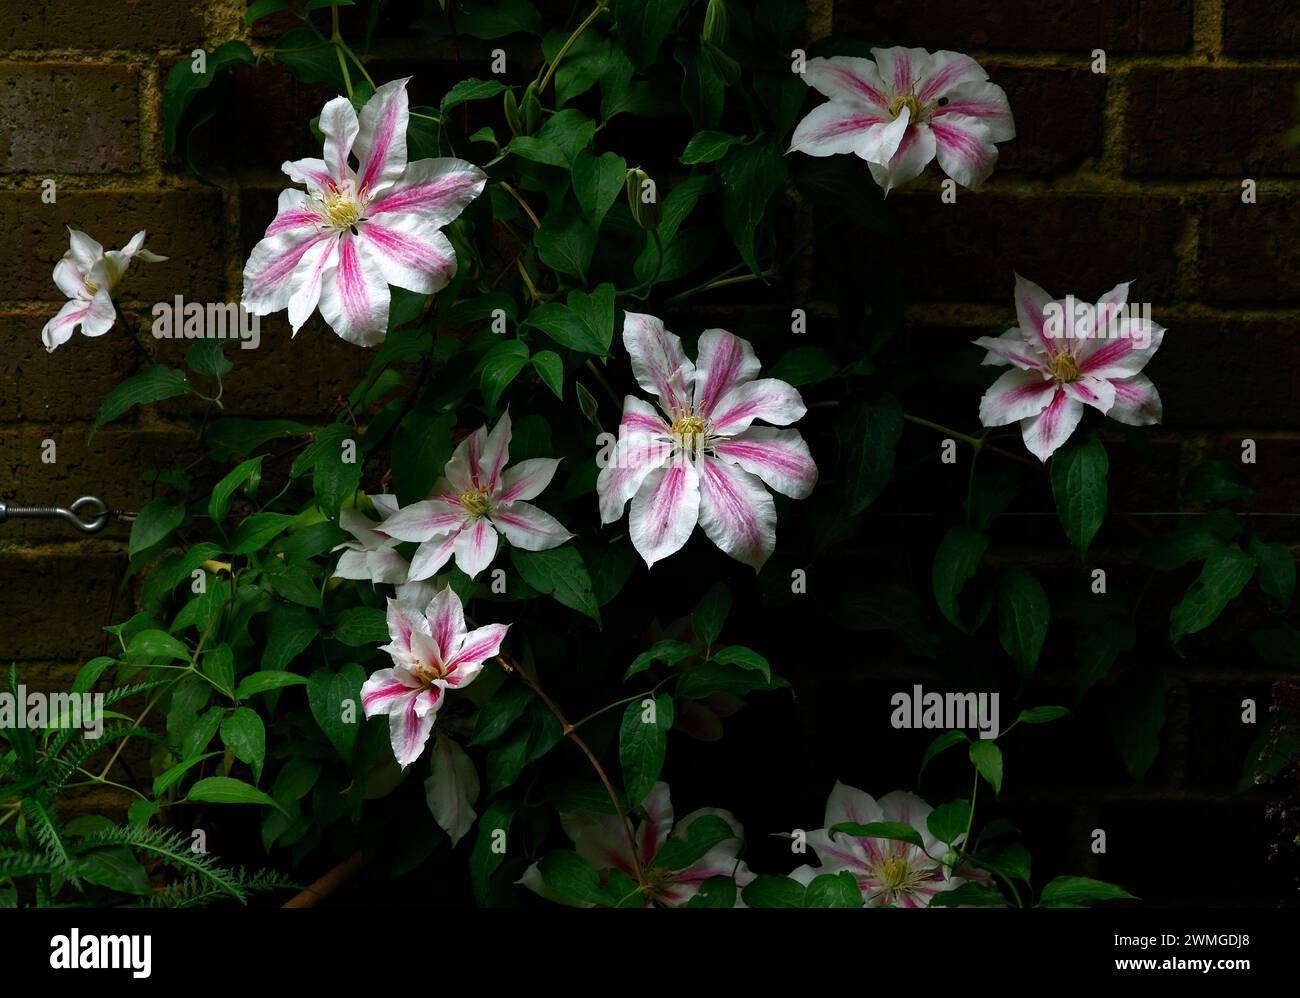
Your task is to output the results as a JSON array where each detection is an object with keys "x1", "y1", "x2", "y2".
[
  {"x1": 71, "y1": 824, "x2": 248, "y2": 902},
  {"x1": 20, "y1": 797, "x2": 78, "y2": 886},
  {"x1": 0, "y1": 850, "x2": 62, "y2": 880},
  {"x1": 42, "y1": 724, "x2": 143, "y2": 796},
  {"x1": 139, "y1": 867, "x2": 297, "y2": 908}
]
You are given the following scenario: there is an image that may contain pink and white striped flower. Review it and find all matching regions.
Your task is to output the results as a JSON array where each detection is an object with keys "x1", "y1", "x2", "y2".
[
  {"x1": 380, "y1": 411, "x2": 574, "y2": 581},
  {"x1": 519, "y1": 782, "x2": 755, "y2": 907},
  {"x1": 789, "y1": 48, "x2": 1015, "y2": 194},
  {"x1": 976, "y1": 274, "x2": 1164, "y2": 462},
  {"x1": 596, "y1": 314, "x2": 817, "y2": 570},
  {"x1": 241, "y1": 78, "x2": 486, "y2": 346},
  {"x1": 41, "y1": 228, "x2": 165, "y2": 352},
  {"x1": 331, "y1": 494, "x2": 409, "y2": 585},
  {"x1": 790, "y1": 783, "x2": 976, "y2": 908},
  {"x1": 361, "y1": 586, "x2": 507, "y2": 769}
]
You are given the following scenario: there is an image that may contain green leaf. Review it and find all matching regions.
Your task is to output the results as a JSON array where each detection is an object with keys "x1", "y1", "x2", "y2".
[
  {"x1": 538, "y1": 108, "x2": 596, "y2": 165},
  {"x1": 1016, "y1": 706, "x2": 1071, "y2": 725},
  {"x1": 566, "y1": 284, "x2": 617, "y2": 355},
  {"x1": 510, "y1": 547, "x2": 600, "y2": 623},
  {"x1": 710, "y1": 646, "x2": 771, "y2": 683},
  {"x1": 926, "y1": 800, "x2": 971, "y2": 845},
  {"x1": 536, "y1": 213, "x2": 598, "y2": 281},
  {"x1": 790, "y1": 154, "x2": 892, "y2": 233},
  {"x1": 717, "y1": 140, "x2": 787, "y2": 274},
  {"x1": 1038, "y1": 876, "x2": 1137, "y2": 907},
  {"x1": 392, "y1": 409, "x2": 455, "y2": 506},
  {"x1": 929, "y1": 881, "x2": 1010, "y2": 907},
  {"x1": 186, "y1": 776, "x2": 286, "y2": 814},
  {"x1": 1050, "y1": 435, "x2": 1108, "y2": 559},
  {"x1": 331, "y1": 606, "x2": 389, "y2": 646},
  {"x1": 441, "y1": 77, "x2": 507, "y2": 112},
  {"x1": 470, "y1": 800, "x2": 518, "y2": 902},
  {"x1": 470, "y1": 684, "x2": 534, "y2": 746},
  {"x1": 531, "y1": 350, "x2": 564, "y2": 399},
  {"x1": 91, "y1": 365, "x2": 187, "y2": 433},
  {"x1": 201, "y1": 644, "x2": 236, "y2": 696},
  {"x1": 693, "y1": 582, "x2": 731, "y2": 648},
  {"x1": 220, "y1": 707, "x2": 266, "y2": 781},
  {"x1": 236, "y1": 671, "x2": 309, "y2": 699},
  {"x1": 439, "y1": 0, "x2": 541, "y2": 38},
  {"x1": 918, "y1": 730, "x2": 969, "y2": 783},
  {"x1": 803, "y1": 872, "x2": 864, "y2": 908},
  {"x1": 767, "y1": 346, "x2": 838, "y2": 387},
  {"x1": 480, "y1": 340, "x2": 530, "y2": 410},
  {"x1": 523, "y1": 302, "x2": 607, "y2": 356},
  {"x1": 536, "y1": 850, "x2": 604, "y2": 906},
  {"x1": 685, "y1": 875, "x2": 738, "y2": 907},
  {"x1": 615, "y1": 0, "x2": 688, "y2": 69},
  {"x1": 231, "y1": 512, "x2": 295, "y2": 555},
  {"x1": 274, "y1": 27, "x2": 347, "y2": 91},
  {"x1": 153, "y1": 752, "x2": 222, "y2": 798},
  {"x1": 1183, "y1": 459, "x2": 1253, "y2": 505},
  {"x1": 619, "y1": 694, "x2": 674, "y2": 809},
  {"x1": 1107, "y1": 665, "x2": 1166, "y2": 782},
  {"x1": 969, "y1": 739, "x2": 1004, "y2": 796},
  {"x1": 573, "y1": 149, "x2": 627, "y2": 228},
  {"x1": 932, "y1": 527, "x2": 989, "y2": 632},
  {"x1": 651, "y1": 813, "x2": 735, "y2": 870},
  {"x1": 681, "y1": 130, "x2": 744, "y2": 164},
  {"x1": 129, "y1": 497, "x2": 185, "y2": 559},
  {"x1": 186, "y1": 339, "x2": 233, "y2": 380},
  {"x1": 261, "y1": 604, "x2": 318, "y2": 671},
  {"x1": 162, "y1": 41, "x2": 255, "y2": 156},
  {"x1": 741, "y1": 874, "x2": 806, "y2": 908},
  {"x1": 676, "y1": 38, "x2": 725, "y2": 130},
  {"x1": 1170, "y1": 547, "x2": 1256, "y2": 649},
  {"x1": 997, "y1": 568, "x2": 1049, "y2": 678},
  {"x1": 1249, "y1": 536, "x2": 1296, "y2": 612},
  {"x1": 209, "y1": 456, "x2": 263, "y2": 524},
  {"x1": 624, "y1": 639, "x2": 695, "y2": 681},
  {"x1": 829, "y1": 821, "x2": 924, "y2": 850},
  {"x1": 838, "y1": 394, "x2": 902, "y2": 515},
  {"x1": 307, "y1": 663, "x2": 366, "y2": 761},
  {"x1": 126, "y1": 629, "x2": 191, "y2": 663},
  {"x1": 675, "y1": 661, "x2": 782, "y2": 699}
]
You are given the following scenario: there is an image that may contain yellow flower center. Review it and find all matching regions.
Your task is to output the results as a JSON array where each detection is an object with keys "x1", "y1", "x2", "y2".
[
  {"x1": 670, "y1": 414, "x2": 708, "y2": 438},
  {"x1": 320, "y1": 184, "x2": 362, "y2": 230},
  {"x1": 459, "y1": 487, "x2": 493, "y2": 518},
  {"x1": 889, "y1": 93, "x2": 924, "y2": 122},
  {"x1": 84, "y1": 280, "x2": 99, "y2": 295},
  {"x1": 414, "y1": 660, "x2": 446, "y2": 684},
  {"x1": 1049, "y1": 351, "x2": 1081, "y2": 384},
  {"x1": 879, "y1": 855, "x2": 911, "y2": 892}
]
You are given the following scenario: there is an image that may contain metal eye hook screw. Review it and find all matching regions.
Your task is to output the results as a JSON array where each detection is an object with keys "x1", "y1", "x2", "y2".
[{"x1": 0, "y1": 496, "x2": 112, "y2": 534}]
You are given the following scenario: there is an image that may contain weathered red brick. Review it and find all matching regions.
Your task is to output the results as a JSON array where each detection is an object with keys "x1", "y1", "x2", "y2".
[
  {"x1": 0, "y1": 548, "x2": 127, "y2": 660},
  {"x1": 0, "y1": 311, "x2": 141, "y2": 423},
  {"x1": 1124, "y1": 67, "x2": 1300, "y2": 176},
  {"x1": 995, "y1": 64, "x2": 1106, "y2": 175},
  {"x1": 1196, "y1": 194, "x2": 1300, "y2": 304},
  {"x1": 1223, "y1": 0, "x2": 1300, "y2": 53},
  {"x1": 834, "y1": 0, "x2": 1193, "y2": 53},
  {"x1": 0, "y1": 0, "x2": 204, "y2": 51},
  {"x1": 0, "y1": 63, "x2": 139, "y2": 173}
]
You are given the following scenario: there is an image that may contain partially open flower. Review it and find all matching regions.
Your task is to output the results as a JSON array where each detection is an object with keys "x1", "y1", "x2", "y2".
[
  {"x1": 361, "y1": 586, "x2": 507, "y2": 768},
  {"x1": 41, "y1": 228, "x2": 165, "y2": 352}
]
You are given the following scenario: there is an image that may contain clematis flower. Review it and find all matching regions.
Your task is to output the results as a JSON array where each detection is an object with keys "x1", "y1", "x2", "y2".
[
  {"x1": 596, "y1": 314, "x2": 817, "y2": 570},
  {"x1": 519, "y1": 782, "x2": 755, "y2": 907},
  {"x1": 331, "y1": 494, "x2": 410, "y2": 585},
  {"x1": 789, "y1": 48, "x2": 1015, "y2": 193},
  {"x1": 241, "y1": 78, "x2": 487, "y2": 346},
  {"x1": 41, "y1": 228, "x2": 165, "y2": 352},
  {"x1": 361, "y1": 586, "x2": 507, "y2": 768},
  {"x1": 976, "y1": 274, "x2": 1164, "y2": 462},
  {"x1": 790, "y1": 782, "x2": 979, "y2": 908},
  {"x1": 380, "y1": 411, "x2": 574, "y2": 581}
]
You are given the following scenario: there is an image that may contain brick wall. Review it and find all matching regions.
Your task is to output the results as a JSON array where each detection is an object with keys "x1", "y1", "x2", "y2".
[{"x1": 0, "y1": 0, "x2": 1295, "y2": 903}]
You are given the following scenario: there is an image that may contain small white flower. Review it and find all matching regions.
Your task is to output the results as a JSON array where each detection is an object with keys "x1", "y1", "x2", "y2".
[{"x1": 41, "y1": 228, "x2": 165, "y2": 352}]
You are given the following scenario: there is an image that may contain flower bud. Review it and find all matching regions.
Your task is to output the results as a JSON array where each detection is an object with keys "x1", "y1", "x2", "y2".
[
  {"x1": 703, "y1": 0, "x2": 729, "y2": 46},
  {"x1": 625, "y1": 167, "x2": 661, "y2": 231},
  {"x1": 503, "y1": 88, "x2": 522, "y2": 136},
  {"x1": 521, "y1": 81, "x2": 542, "y2": 134}
]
